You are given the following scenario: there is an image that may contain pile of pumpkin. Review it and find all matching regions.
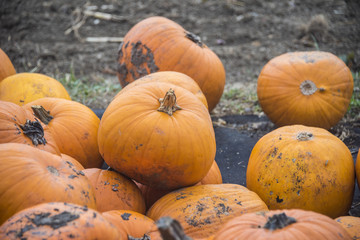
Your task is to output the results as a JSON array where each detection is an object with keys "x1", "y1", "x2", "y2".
[{"x1": 0, "y1": 16, "x2": 359, "y2": 240}]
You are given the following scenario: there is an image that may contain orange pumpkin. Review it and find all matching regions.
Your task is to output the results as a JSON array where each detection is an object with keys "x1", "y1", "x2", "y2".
[
  {"x1": 0, "y1": 143, "x2": 97, "y2": 225},
  {"x1": 356, "y1": 148, "x2": 360, "y2": 190},
  {"x1": 246, "y1": 125, "x2": 355, "y2": 218},
  {"x1": 0, "y1": 48, "x2": 16, "y2": 81},
  {"x1": 213, "y1": 209, "x2": 352, "y2": 240},
  {"x1": 0, "y1": 72, "x2": 71, "y2": 106},
  {"x1": 83, "y1": 168, "x2": 146, "y2": 213},
  {"x1": 24, "y1": 97, "x2": 103, "y2": 168},
  {"x1": 98, "y1": 82, "x2": 216, "y2": 190},
  {"x1": 257, "y1": 51, "x2": 354, "y2": 129},
  {"x1": 0, "y1": 100, "x2": 60, "y2": 155},
  {"x1": 117, "y1": 16, "x2": 225, "y2": 112},
  {"x1": 115, "y1": 71, "x2": 208, "y2": 109},
  {"x1": 146, "y1": 184, "x2": 269, "y2": 239},
  {"x1": 0, "y1": 202, "x2": 121, "y2": 240},
  {"x1": 138, "y1": 160, "x2": 222, "y2": 209},
  {"x1": 335, "y1": 216, "x2": 360, "y2": 240},
  {"x1": 102, "y1": 209, "x2": 161, "y2": 239}
]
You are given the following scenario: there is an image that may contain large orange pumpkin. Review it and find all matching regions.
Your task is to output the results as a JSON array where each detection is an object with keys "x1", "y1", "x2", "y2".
[
  {"x1": 102, "y1": 209, "x2": 160, "y2": 239},
  {"x1": 0, "y1": 143, "x2": 97, "y2": 225},
  {"x1": 246, "y1": 125, "x2": 355, "y2": 218},
  {"x1": 146, "y1": 184, "x2": 269, "y2": 239},
  {"x1": 23, "y1": 97, "x2": 103, "y2": 168},
  {"x1": 83, "y1": 168, "x2": 146, "y2": 213},
  {"x1": 257, "y1": 51, "x2": 354, "y2": 129},
  {"x1": 115, "y1": 71, "x2": 208, "y2": 109},
  {"x1": 335, "y1": 216, "x2": 360, "y2": 240},
  {"x1": 0, "y1": 48, "x2": 16, "y2": 81},
  {"x1": 0, "y1": 202, "x2": 121, "y2": 240},
  {"x1": 98, "y1": 82, "x2": 216, "y2": 190},
  {"x1": 0, "y1": 100, "x2": 60, "y2": 155},
  {"x1": 213, "y1": 209, "x2": 352, "y2": 240},
  {"x1": 0, "y1": 72, "x2": 71, "y2": 106},
  {"x1": 117, "y1": 16, "x2": 225, "y2": 112}
]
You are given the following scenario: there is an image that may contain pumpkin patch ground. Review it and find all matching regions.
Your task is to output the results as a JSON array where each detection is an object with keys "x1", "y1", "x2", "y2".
[{"x1": 1, "y1": 0, "x2": 359, "y2": 218}]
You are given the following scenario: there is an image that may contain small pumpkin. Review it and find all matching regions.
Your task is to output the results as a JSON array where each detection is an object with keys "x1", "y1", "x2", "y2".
[
  {"x1": 23, "y1": 97, "x2": 103, "y2": 168},
  {"x1": 138, "y1": 160, "x2": 223, "y2": 209},
  {"x1": 102, "y1": 209, "x2": 161, "y2": 239},
  {"x1": 117, "y1": 16, "x2": 225, "y2": 112},
  {"x1": 0, "y1": 202, "x2": 121, "y2": 240},
  {"x1": 213, "y1": 209, "x2": 352, "y2": 240},
  {"x1": 0, "y1": 143, "x2": 97, "y2": 225},
  {"x1": 146, "y1": 184, "x2": 269, "y2": 239},
  {"x1": 98, "y1": 82, "x2": 216, "y2": 190},
  {"x1": 335, "y1": 216, "x2": 360, "y2": 240},
  {"x1": 115, "y1": 71, "x2": 208, "y2": 109},
  {"x1": 246, "y1": 124, "x2": 355, "y2": 218},
  {"x1": 83, "y1": 168, "x2": 146, "y2": 213},
  {"x1": 0, "y1": 72, "x2": 71, "y2": 106},
  {"x1": 257, "y1": 51, "x2": 354, "y2": 129},
  {"x1": 0, "y1": 48, "x2": 16, "y2": 81},
  {"x1": 0, "y1": 100, "x2": 60, "y2": 155}
]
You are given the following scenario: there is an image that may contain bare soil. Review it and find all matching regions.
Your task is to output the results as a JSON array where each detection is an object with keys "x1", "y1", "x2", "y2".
[{"x1": 1, "y1": 0, "x2": 360, "y2": 215}]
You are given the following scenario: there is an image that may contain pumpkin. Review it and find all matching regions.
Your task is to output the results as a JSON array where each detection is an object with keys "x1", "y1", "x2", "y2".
[
  {"x1": 117, "y1": 16, "x2": 225, "y2": 112},
  {"x1": 0, "y1": 100, "x2": 60, "y2": 155},
  {"x1": 257, "y1": 51, "x2": 354, "y2": 129},
  {"x1": 356, "y1": 148, "x2": 360, "y2": 190},
  {"x1": 0, "y1": 48, "x2": 16, "y2": 81},
  {"x1": 83, "y1": 168, "x2": 146, "y2": 213},
  {"x1": 138, "y1": 160, "x2": 223, "y2": 210},
  {"x1": 0, "y1": 143, "x2": 97, "y2": 225},
  {"x1": 335, "y1": 216, "x2": 360, "y2": 240},
  {"x1": 146, "y1": 184, "x2": 269, "y2": 239},
  {"x1": 0, "y1": 72, "x2": 71, "y2": 106},
  {"x1": 115, "y1": 71, "x2": 208, "y2": 109},
  {"x1": 23, "y1": 97, "x2": 103, "y2": 168},
  {"x1": 0, "y1": 202, "x2": 121, "y2": 240},
  {"x1": 213, "y1": 209, "x2": 352, "y2": 240},
  {"x1": 98, "y1": 82, "x2": 216, "y2": 190},
  {"x1": 246, "y1": 124, "x2": 355, "y2": 218},
  {"x1": 102, "y1": 209, "x2": 161, "y2": 239}
]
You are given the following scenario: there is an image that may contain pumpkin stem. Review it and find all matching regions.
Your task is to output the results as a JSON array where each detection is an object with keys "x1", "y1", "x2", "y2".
[
  {"x1": 128, "y1": 234, "x2": 151, "y2": 240},
  {"x1": 263, "y1": 213, "x2": 297, "y2": 230},
  {"x1": 156, "y1": 217, "x2": 192, "y2": 240},
  {"x1": 158, "y1": 88, "x2": 182, "y2": 116},
  {"x1": 31, "y1": 105, "x2": 53, "y2": 125},
  {"x1": 185, "y1": 31, "x2": 204, "y2": 47},
  {"x1": 296, "y1": 131, "x2": 314, "y2": 141},
  {"x1": 19, "y1": 119, "x2": 47, "y2": 146},
  {"x1": 300, "y1": 80, "x2": 318, "y2": 95}
]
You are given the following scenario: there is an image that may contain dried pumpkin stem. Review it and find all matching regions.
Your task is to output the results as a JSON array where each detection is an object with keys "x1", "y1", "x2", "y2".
[
  {"x1": 263, "y1": 213, "x2": 297, "y2": 230},
  {"x1": 185, "y1": 31, "x2": 204, "y2": 47},
  {"x1": 156, "y1": 217, "x2": 192, "y2": 240},
  {"x1": 296, "y1": 131, "x2": 314, "y2": 141},
  {"x1": 158, "y1": 88, "x2": 182, "y2": 116},
  {"x1": 19, "y1": 119, "x2": 47, "y2": 146},
  {"x1": 31, "y1": 105, "x2": 53, "y2": 125},
  {"x1": 300, "y1": 80, "x2": 318, "y2": 95}
]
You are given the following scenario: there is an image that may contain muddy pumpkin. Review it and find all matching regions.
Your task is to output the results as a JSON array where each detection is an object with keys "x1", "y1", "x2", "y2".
[
  {"x1": 116, "y1": 16, "x2": 225, "y2": 112},
  {"x1": 0, "y1": 202, "x2": 121, "y2": 239},
  {"x1": 146, "y1": 184, "x2": 268, "y2": 239},
  {"x1": 246, "y1": 124, "x2": 355, "y2": 218}
]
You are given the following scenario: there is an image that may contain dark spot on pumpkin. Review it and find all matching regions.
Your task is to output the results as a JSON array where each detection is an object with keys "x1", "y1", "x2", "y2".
[
  {"x1": 68, "y1": 174, "x2": 78, "y2": 179},
  {"x1": 67, "y1": 184, "x2": 74, "y2": 190},
  {"x1": 68, "y1": 233, "x2": 76, "y2": 238},
  {"x1": 277, "y1": 153, "x2": 282, "y2": 159},
  {"x1": 104, "y1": 181, "x2": 110, "y2": 185},
  {"x1": 112, "y1": 186, "x2": 118, "y2": 192},
  {"x1": 276, "y1": 196, "x2": 284, "y2": 203},
  {"x1": 66, "y1": 161, "x2": 74, "y2": 167},
  {"x1": 47, "y1": 166, "x2": 59, "y2": 176},
  {"x1": 30, "y1": 211, "x2": 80, "y2": 229},
  {"x1": 93, "y1": 212, "x2": 97, "y2": 218},
  {"x1": 215, "y1": 203, "x2": 231, "y2": 217},
  {"x1": 13, "y1": 224, "x2": 35, "y2": 238},
  {"x1": 81, "y1": 190, "x2": 90, "y2": 199},
  {"x1": 270, "y1": 147, "x2": 278, "y2": 158},
  {"x1": 54, "y1": 208, "x2": 59, "y2": 212},
  {"x1": 176, "y1": 194, "x2": 187, "y2": 200},
  {"x1": 20, "y1": 99, "x2": 24, "y2": 103},
  {"x1": 121, "y1": 213, "x2": 132, "y2": 220},
  {"x1": 237, "y1": 201, "x2": 242, "y2": 205}
]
